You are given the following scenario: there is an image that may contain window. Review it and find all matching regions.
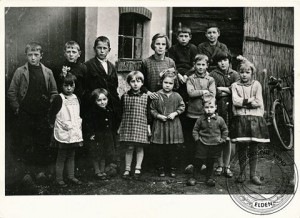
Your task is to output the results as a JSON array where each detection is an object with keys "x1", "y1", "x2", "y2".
[{"x1": 118, "y1": 13, "x2": 145, "y2": 60}]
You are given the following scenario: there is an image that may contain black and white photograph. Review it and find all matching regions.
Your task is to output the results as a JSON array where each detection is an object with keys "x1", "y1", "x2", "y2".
[{"x1": 1, "y1": 2, "x2": 299, "y2": 218}]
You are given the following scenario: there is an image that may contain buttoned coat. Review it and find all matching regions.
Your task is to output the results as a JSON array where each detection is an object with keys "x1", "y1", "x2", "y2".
[{"x1": 7, "y1": 62, "x2": 58, "y2": 113}]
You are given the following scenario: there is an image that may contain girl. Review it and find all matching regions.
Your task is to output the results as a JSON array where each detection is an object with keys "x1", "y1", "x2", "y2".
[
  {"x1": 141, "y1": 33, "x2": 178, "y2": 97},
  {"x1": 150, "y1": 70, "x2": 185, "y2": 177},
  {"x1": 49, "y1": 72, "x2": 83, "y2": 187},
  {"x1": 86, "y1": 88, "x2": 116, "y2": 180},
  {"x1": 231, "y1": 56, "x2": 270, "y2": 185},
  {"x1": 209, "y1": 51, "x2": 240, "y2": 178},
  {"x1": 185, "y1": 54, "x2": 216, "y2": 172},
  {"x1": 119, "y1": 71, "x2": 151, "y2": 179}
]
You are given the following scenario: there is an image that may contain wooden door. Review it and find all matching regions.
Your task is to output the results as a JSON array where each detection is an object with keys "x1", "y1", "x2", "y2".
[{"x1": 5, "y1": 7, "x2": 85, "y2": 86}]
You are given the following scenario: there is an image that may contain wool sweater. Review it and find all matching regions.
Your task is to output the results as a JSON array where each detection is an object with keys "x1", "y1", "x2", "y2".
[
  {"x1": 192, "y1": 114, "x2": 228, "y2": 145},
  {"x1": 231, "y1": 80, "x2": 265, "y2": 117}
]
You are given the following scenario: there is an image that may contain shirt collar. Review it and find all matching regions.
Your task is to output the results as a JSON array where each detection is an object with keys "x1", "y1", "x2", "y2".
[{"x1": 97, "y1": 57, "x2": 107, "y2": 63}]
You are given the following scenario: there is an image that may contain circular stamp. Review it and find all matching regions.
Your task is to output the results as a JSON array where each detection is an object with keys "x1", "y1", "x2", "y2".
[{"x1": 226, "y1": 144, "x2": 298, "y2": 215}]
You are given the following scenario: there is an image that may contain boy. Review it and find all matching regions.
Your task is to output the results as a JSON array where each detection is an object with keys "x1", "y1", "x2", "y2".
[
  {"x1": 60, "y1": 41, "x2": 87, "y2": 101},
  {"x1": 168, "y1": 27, "x2": 198, "y2": 86},
  {"x1": 209, "y1": 51, "x2": 240, "y2": 178},
  {"x1": 197, "y1": 25, "x2": 229, "y2": 71},
  {"x1": 187, "y1": 95, "x2": 228, "y2": 187},
  {"x1": 7, "y1": 42, "x2": 58, "y2": 192}
]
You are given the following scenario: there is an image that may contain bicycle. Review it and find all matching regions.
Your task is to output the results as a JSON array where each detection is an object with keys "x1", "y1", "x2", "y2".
[{"x1": 268, "y1": 75, "x2": 294, "y2": 150}]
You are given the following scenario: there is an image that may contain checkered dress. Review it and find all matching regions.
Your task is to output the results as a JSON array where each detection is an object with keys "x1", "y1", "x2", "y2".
[
  {"x1": 119, "y1": 92, "x2": 149, "y2": 144},
  {"x1": 141, "y1": 55, "x2": 176, "y2": 92}
]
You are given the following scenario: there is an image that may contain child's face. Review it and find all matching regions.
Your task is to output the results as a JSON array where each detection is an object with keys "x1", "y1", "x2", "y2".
[
  {"x1": 205, "y1": 27, "x2": 220, "y2": 43},
  {"x1": 195, "y1": 59, "x2": 208, "y2": 75},
  {"x1": 96, "y1": 93, "x2": 108, "y2": 109},
  {"x1": 94, "y1": 41, "x2": 110, "y2": 60},
  {"x1": 26, "y1": 50, "x2": 42, "y2": 66},
  {"x1": 203, "y1": 101, "x2": 217, "y2": 116},
  {"x1": 62, "y1": 83, "x2": 75, "y2": 96},
  {"x1": 177, "y1": 33, "x2": 191, "y2": 46},
  {"x1": 154, "y1": 37, "x2": 167, "y2": 56},
  {"x1": 64, "y1": 47, "x2": 80, "y2": 63},
  {"x1": 217, "y1": 58, "x2": 230, "y2": 71},
  {"x1": 240, "y1": 68, "x2": 252, "y2": 83},
  {"x1": 129, "y1": 76, "x2": 143, "y2": 92},
  {"x1": 162, "y1": 77, "x2": 174, "y2": 93}
]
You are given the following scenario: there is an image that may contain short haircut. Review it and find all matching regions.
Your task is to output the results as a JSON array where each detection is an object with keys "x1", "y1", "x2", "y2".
[
  {"x1": 94, "y1": 36, "x2": 110, "y2": 48},
  {"x1": 206, "y1": 24, "x2": 220, "y2": 34},
  {"x1": 238, "y1": 60, "x2": 257, "y2": 75},
  {"x1": 151, "y1": 33, "x2": 171, "y2": 50},
  {"x1": 64, "y1": 41, "x2": 81, "y2": 51},
  {"x1": 61, "y1": 72, "x2": 77, "y2": 86},
  {"x1": 160, "y1": 70, "x2": 179, "y2": 90},
  {"x1": 194, "y1": 54, "x2": 209, "y2": 64},
  {"x1": 202, "y1": 93, "x2": 216, "y2": 106},
  {"x1": 214, "y1": 51, "x2": 232, "y2": 63},
  {"x1": 177, "y1": 26, "x2": 192, "y2": 36},
  {"x1": 126, "y1": 71, "x2": 144, "y2": 84},
  {"x1": 91, "y1": 88, "x2": 109, "y2": 102},
  {"x1": 25, "y1": 42, "x2": 43, "y2": 54}
]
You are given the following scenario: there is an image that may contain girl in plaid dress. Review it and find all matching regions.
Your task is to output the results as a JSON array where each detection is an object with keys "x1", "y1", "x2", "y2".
[
  {"x1": 119, "y1": 71, "x2": 152, "y2": 179},
  {"x1": 150, "y1": 70, "x2": 185, "y2": 177}
]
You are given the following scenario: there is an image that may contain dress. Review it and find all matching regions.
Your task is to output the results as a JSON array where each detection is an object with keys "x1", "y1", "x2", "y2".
[
  {"x1": 85, "y1": 105, "x2": 116, "y2": 160},
  {"x1": 209, "y1": 68, "x2": 240, "y2": 125},
  {"x1": 230, "y1": 80, "x2": 270, "y2": 143},
  {"x1": 119, "y1": 90, "x2": 150, "y2": 145},
  {"x1": 150, "y1": 90, "x2": 185, "y2": 144},
  {"x1": 51, "y1": 93, "x2": 83, "y2": 149},
  {"x1": 141, "y1": 55, "x2": 176, "y2": 92}
]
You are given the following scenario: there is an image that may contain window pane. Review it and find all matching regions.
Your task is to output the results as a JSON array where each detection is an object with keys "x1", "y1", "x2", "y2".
[
  {"x1": 123, "y1": 37, "x2": 133, "y2": 58},
  {"x1": 136, "y1": 21, "x2": 143, "y2": 37},
  {"x1": 134, "y1": 38, "x2": 142, "y2": 59},
  {"x1": 119, "y1": 14, "x2": 134, "y2": 36}
]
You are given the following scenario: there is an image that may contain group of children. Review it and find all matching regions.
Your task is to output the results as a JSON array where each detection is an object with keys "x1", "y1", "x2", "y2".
[{"x1": 7, "y1": 24, "x2": 270, "y2": 190}]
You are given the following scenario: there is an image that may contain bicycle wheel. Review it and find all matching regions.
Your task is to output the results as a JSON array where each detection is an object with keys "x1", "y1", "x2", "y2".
[{"x1": 272, "y1": 100, "x2": 294, "y2": 150}]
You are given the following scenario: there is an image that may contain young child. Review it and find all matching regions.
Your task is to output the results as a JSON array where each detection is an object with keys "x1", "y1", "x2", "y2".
[
  {"x1": 150, "y1": 70, "x2": 185, "y2": 177},
  {"x1": 231, "y1": 56, "x2": 270, "y2": 185},
  {"x1": 119, "y1": 71, "x2": 151, "y2": 179},
  {"x1": 197, "y1": 25, "x2": 229, "y2": 71},
  {"x1": 59, "y1": 41, "x2": 87, "y2": 101},
  {"x1": 85, "y1": 36, "x2": 121, "y2": 125},
  {"x1": 49, "y1": 72, "x2": 83, "y2": 187},
  {"x1": 85, "y1": 88, "x2": 116, "y2": 180},
  {"x1": 7, "y1": 42, "x2": 57, "y2": 190},
  {"x1": 141, "y1": 33, "x2": 176, "y2": 96},
  {"x1": 185, "y1": 54, "x2": 216, "y2": 172},
  {"x1": 209, "y1": 51, "x2": 240, "y2": 178},
  {"x1": 188, "y1": 96, "x2": 228, "y2": 187}
]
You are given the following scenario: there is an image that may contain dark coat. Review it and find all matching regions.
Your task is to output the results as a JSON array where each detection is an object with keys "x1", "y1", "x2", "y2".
[{"x1": 84, "y1": 57, "x2": 121, "y2": 125}]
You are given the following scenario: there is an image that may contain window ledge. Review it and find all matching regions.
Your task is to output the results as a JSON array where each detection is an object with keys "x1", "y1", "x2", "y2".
[{"x1": 116, "y1": 59, "x2": 142, "y2": 72}]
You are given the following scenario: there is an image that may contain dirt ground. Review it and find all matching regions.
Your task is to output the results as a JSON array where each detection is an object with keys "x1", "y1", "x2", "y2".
[{"x1": 5, "y1": 128, "x2": 295, "y2": 196}]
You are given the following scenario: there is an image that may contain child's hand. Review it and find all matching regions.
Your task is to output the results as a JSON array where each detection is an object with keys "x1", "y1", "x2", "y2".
[
  {"x1": 147, "y1": 91, "x2": 159, "y2": 100},
  {"x1": 157, "y1": 114, "x2": 167, "y2": 122},
  {"x1": 90, "y1": 135, "x2": 95, "y2": 141},
  {"x1": 147, "y1": 125, "x2": 152, "y2": 137},
  {"x1": 167, "y1": 112, "x2": 177, "y2": 120},
  {"x1": 248, "y1": 97, "x2": 255, "y2": 103},
  {"x1": 202, "y1": 90, "x2": 210, "y2": 95},
  {"x1": 177, "y1": 73, "x2": 185, "y2": 84}
]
